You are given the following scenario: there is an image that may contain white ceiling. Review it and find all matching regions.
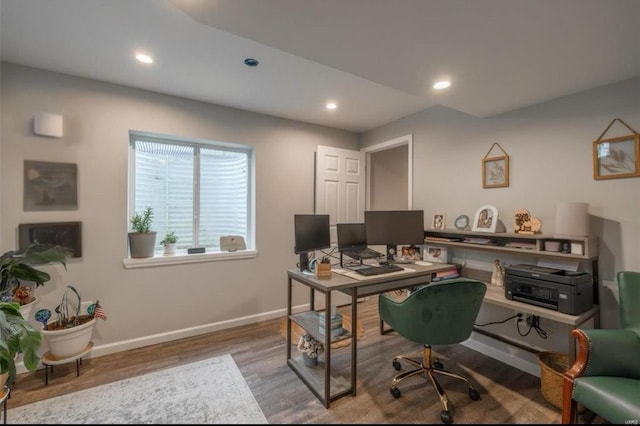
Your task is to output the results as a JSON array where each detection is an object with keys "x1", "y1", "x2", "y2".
[{"x1": 2, "y1": 0, "x2": 639, "y2": 133}]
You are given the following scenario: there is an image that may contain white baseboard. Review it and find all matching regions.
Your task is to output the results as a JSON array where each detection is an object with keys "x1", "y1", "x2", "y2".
[
  {"x1": 463, "y1": 331, "x2": 541, "y2": 377},
  {"x1": 17, "y1": 303, "x2": 312, "y2": 375}
]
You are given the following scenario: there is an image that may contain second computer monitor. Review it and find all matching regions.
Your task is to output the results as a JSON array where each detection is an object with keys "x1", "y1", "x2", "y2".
[
  {"x1": 337, "y1": 223, "x2": 367, "y2": 250},
  {"x1": 364, "y1": 210, "x2": 425, "y2": 261}
]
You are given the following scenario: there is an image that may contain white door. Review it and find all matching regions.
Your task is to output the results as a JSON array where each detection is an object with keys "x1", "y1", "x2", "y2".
[
  {"x1": 315, "y1": 146, "x2": 366, "y2": 243},
  {"x1": 315, "y1": 145, "x2": 366, "y2": 307}
]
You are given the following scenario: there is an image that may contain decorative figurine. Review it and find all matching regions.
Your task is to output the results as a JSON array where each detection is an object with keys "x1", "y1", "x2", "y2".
[
  {"x1": 491, "y1": 259, "x2": 505, "y2": 287},
  {"x1": 513, "y1": 208, "x2": 542, "y2": 234}
]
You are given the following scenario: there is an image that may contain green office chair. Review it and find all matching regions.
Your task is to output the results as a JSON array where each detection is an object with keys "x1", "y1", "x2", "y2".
[
  {"x1": 561, "y1": 270, "x2": 640, "y2": 424},
  {"x1": 378, "y1": 278, "x2": 487, "y2": 424}
]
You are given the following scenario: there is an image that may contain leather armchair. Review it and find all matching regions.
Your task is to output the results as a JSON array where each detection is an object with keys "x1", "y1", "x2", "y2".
[{"x1": 562, "y1": 270, "x2": 640, "y2": 424}]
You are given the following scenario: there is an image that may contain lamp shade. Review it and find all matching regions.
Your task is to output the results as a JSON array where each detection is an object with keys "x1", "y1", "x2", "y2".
[{"x1": 555, "y1": 202, "x2": 589, "y2": 237}]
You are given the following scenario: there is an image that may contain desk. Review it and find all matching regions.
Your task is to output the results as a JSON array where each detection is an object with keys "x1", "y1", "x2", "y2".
[{"x1": 286, "y1": 262, "x2": 455, "y2": 408}]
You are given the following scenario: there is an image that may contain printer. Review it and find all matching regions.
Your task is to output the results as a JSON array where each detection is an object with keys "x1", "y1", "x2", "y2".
[{"x1": 504, "y1": 264, "x2": 593, "y2": 315}]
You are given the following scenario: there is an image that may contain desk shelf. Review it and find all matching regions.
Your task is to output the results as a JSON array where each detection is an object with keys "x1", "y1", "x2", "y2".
[
  {"x1": 290, "y1": 311, "x2": 352, "y2": 344},
  {"x1": 424, "y1": 229, "x2": 598, "y2": 260}
]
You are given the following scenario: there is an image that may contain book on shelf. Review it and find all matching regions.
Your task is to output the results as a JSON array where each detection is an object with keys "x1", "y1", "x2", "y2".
[
  {"x1": 318, "y1": 326, "x2": 345, "y2": 338},
  {"x1": 318, "y1": 312, "x2": 343, "y2": 329},
  {"x1": 431, "y1": 273, "x2": 460, "y2": 282},
  {"x1": 435, "y1": 268, "x2": 459, "y2": 278}
]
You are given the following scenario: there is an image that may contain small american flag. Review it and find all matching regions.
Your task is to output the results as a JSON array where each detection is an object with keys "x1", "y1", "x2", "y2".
[{"x1": 93, "y1": 300, "x2": 107, "y2": 321}]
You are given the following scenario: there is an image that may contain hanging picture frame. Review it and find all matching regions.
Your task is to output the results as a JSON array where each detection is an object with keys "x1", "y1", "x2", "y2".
[
  {"x1": 482, "y1": 143, "x2": 509, "y2": 188},
  {"x1": 592, "y1": 118, "x2": 640, "y2": 180}
]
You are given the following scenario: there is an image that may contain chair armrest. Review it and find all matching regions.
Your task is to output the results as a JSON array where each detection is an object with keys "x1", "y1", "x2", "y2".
[{"x1": 566, "y1": 328, "x2": 640, "y2": 380}]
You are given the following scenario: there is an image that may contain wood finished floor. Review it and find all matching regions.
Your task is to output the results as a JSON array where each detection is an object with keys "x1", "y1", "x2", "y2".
[{"x1": 9, "y1": 296, "x2": 606, "y2": 424}]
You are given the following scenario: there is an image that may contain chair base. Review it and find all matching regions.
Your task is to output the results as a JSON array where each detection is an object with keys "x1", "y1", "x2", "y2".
[{"x1": 389, "y1": 344, "x2": 480, "y2": 424}]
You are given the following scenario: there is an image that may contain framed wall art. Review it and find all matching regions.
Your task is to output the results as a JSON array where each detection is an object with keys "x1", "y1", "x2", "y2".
[
  {"x1": 18, "y1": 221, "x2": 82, "y2": 258},
  {"x1": 23, "y1": 160, "x2": 78, "y2": 211},
  {"x1": 472, "y1": 205, "x2": 498, "y2": 233},
  {"x1": 482, "y1": 143, "x2": 509, "y2": 188},
  {"x1": 593, "y1": 135, "x2": 639, "y2": 180},
  {"x1": 593, "y1": 118, "x2": 640, "y2": 180}
]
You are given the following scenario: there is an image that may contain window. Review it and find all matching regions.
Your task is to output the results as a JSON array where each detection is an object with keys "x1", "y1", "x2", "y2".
[{"x1": 129, "y1": 131, "x2": 253, "y2": 256}]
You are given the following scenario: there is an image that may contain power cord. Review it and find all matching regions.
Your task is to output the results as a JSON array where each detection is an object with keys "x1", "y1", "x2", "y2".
[
  {"x1": 517, "y1": 315, "x2": 548, "y2": 339},
  {"x1": 474, "y1": 313, "x2": 522, "y2": 327}
]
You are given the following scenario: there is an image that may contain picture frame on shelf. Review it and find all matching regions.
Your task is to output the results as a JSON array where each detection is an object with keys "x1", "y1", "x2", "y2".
[
  {"x1": 432, "y1": 214, "x2": 445, "y2": 230},
  {"x1": 401, "y1": 245, "x2": 422, "y2": 261},
  {"x1": 472, "y1": 205, "x2": 498, "y2": 233},
  {"x1": 454, "y1": 214, "x2": 470, "y2": 231},
  {"x1": 424, "y1": 246, "x2": 447, "y2": 263},
  {"x1": 592, "y1": 134, "x2": 639, "y2": 180}
]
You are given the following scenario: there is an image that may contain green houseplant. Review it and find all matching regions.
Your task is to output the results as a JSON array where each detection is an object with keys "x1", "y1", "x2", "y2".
[
  {"x1": 0, "y1": 243, "x2": 71, "y2": 321},
  {"x1": 160, "y1": 231, "x2": 178, "y2": 256},
  {"x1": 0, "y1": 301, "x2": 41, "y2": 386},
  {"x1": 128, "y1": 206, "x2": 157, "y2": 258}
]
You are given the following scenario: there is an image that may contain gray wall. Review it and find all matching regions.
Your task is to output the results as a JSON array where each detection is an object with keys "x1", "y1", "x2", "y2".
[
  {"x1": 360, "y1": 77, "x2": 640, "y2": 368},
  {"x1": 1, "y1": 63, "x2": 358, "y2": 356}
]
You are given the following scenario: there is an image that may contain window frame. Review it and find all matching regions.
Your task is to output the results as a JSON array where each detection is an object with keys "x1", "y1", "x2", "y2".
[{"x1": 125, "y1": 130, "x2": 256, "y2": 267}]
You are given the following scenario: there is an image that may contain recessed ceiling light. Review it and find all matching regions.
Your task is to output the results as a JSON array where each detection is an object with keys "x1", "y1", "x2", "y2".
[
  {"x1": 135, "y1": 53, "x2": 153, "y2": 64},
  {"x1": 326, "y1": 102, "x2": 337, "y2": 110},
  {"x1": 433, "y1": 80, "x2": 451, "y2": 90},
  {"x1": 244, "y1": 58, "x2": 259, "y2": 67}
]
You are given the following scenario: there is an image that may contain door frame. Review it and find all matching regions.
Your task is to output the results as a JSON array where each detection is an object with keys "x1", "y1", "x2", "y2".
[{"x1": 361, "y1": 134, "x2": 413, "y2": 210}]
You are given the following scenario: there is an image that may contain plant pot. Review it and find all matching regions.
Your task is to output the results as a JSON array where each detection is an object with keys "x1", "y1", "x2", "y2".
[
  {"x1": 41, "y1": 315, "x2": 96, "y2": 360},
  {"x1": 128, "y1": 232, "x2": 157, "y2": 258},
  {"x1": 18, "y1": 296, "x2": 38, "y2": 322},
  {"x1": 163, "y1": 243, "x2": 176, "y2": 256},
  {"x1": 302, "y1": 353, "x2": 318, "y2": 367}
]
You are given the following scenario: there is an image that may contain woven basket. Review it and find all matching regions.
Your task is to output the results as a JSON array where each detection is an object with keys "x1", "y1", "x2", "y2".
[{"x1": 537, "y1": 351, "x2": 585, "y2": 412}]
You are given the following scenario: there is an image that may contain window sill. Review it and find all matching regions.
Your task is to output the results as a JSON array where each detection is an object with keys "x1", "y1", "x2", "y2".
[{"x1": 122, "y1": 250, "x2": 257, "y2": 269}]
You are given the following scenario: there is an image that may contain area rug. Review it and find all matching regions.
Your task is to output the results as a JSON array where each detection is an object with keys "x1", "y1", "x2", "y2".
[
  {"x1": 280, "y1": 313, "x2": 364, "y2": 349},
  {"x1": 7, "y1": 354, "x2": 268, "y2": 424}
]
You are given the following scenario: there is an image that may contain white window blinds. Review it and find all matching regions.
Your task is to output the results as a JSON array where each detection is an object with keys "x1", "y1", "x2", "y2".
[{"x1": 130, "y1": 133, "x2": 251, "y2": 253}]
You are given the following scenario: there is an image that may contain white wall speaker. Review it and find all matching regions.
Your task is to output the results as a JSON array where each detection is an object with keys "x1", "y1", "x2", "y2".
[{"x1": 33, "y1": 112, "x2": 63, "y2": 138}]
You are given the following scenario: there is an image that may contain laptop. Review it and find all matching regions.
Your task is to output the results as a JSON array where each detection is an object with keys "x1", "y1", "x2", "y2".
[{"x1": 337, "y1": 223, "x2": 383, "y2": 260}]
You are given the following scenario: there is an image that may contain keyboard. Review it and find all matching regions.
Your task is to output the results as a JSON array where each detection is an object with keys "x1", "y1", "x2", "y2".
[{"x1": 355, "y1": 264, "x2": 404, "y2": 276}]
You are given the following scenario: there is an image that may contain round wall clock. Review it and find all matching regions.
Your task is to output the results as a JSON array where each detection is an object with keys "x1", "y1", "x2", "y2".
[{"x1": 454, "y1": 215, "x2": 470, "y2": 230}]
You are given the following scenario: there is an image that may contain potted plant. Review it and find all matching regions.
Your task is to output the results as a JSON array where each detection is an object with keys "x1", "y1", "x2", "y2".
[
  {"x1": 160, "y1": 231, "x2": 178, "y2": 256},
  {"x1": 0, "y1": 243, "x2": 71, "y2": 320},
  {"x1": 128, "y1": 206, "x2": 157, "y2": 258},
  {"x1": 297, "y1": 333, "x2": 324, "y2": 366},
  {"x1": 0, "y1": 301, "x2": 41, "y2": 387},
  {"x1": 36, "y1": 286, "x2": 106, "y2": 360}
]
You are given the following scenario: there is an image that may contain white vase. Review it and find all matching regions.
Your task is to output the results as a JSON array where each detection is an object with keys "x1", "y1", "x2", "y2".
[
  {"x1": 41, "y1": 316, "x2": 96, "y2": 360},
  {"x1": 163, "y1": 243, "x2": 176, "y2": 256}
]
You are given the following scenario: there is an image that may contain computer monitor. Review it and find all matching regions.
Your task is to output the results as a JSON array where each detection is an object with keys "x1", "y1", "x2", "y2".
[
  {"x1": 294, "y1": 214, "x2": 331, "y2": 273},
  {"x1": 364, "y1": 210, "x2": 425, "y2": 261},
  {"x1": 336, "y1": 223, "x2": 367, "y2": 251}
]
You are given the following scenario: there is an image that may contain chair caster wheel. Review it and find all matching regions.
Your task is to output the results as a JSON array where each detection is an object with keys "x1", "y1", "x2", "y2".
[
  {"x1": 468, "y1": 388, "x2": 480, "y2": 400},
  {"x1": 390, "y1": 386, "x2": 401, "y2": 398},
  {"x1": 392, "y1": 360, "x2": 402, "y2": 371},
  {"x1": 434, "y1": 358, "x2": 444, "y2": 370},
  {"x1": 440, "y1": 410, "x2": 452, "y2": 424}
]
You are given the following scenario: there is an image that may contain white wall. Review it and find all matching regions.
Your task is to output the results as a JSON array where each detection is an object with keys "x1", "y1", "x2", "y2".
[
  {"x1": 361, "y1": 76, "x2": 640, "y2": 374},
  {"x1": 1, "y1": 63, "x2": 358, "y2": 358}
]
